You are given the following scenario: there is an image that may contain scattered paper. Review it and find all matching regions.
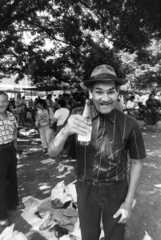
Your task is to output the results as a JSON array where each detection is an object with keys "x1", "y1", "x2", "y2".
[
  {"x1": 56, "y1": 171, "x2": 71, "y2": 178},
  {"x1": 63, "y1": 159, "x2": 76, "y2": 163},
  {"x1": 39, "y1": 185, "x2": 51, "y2": 190},
  {"x1": 41, "y1": 158, "x2": 56, "y2": 164},
  {"x1": 142, "y1": 231, "x2": 153, "y2": 240},
  {"x1": 154, "y1": 184, "x2": 161, "y2": 188},
  {"x1": 0, "y1": 224, "x2": 15, "y2": 239},
  {"x1": 59, "y1": 235, "x2": 71, "y2": 240},
  {"x1": 143, "y1": 163, "x2": 157, "y2": 169},
  {"x1": 70, "y1": 219, "x2": 81, "y2": 239},
  {"x1": 17, "y1": 164, "x2": 24, "y2": 169},
  {"x1": 57, "y1": 163, "x2": 74, "y2": 172}
]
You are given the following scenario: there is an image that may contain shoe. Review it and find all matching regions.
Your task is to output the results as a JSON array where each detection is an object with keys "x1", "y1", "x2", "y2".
[{"x1": 42, "y1": 148, "x2": 47, "y2": 154}]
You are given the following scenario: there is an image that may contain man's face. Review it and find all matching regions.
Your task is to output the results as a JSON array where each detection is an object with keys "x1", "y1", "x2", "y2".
[
  {"x1": 90, "y1": 81, "x2": 119, "y2": 114},
  {"x1": 0, "y1": 94, "x2": 9, "y2": 113}
]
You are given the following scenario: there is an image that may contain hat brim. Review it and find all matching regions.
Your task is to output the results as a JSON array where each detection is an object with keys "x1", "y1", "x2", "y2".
[{"x1": 83, "y1": 78, "x2": 124, "y2": 87}]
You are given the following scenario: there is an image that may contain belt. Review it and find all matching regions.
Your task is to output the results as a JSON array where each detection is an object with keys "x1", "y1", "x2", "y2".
[
  {"x1": 0, "y1": 142, "x2": 14, "y2": 149},
  {"x1": 78, "y1": 179, "x2": 114, "y2": 187}
]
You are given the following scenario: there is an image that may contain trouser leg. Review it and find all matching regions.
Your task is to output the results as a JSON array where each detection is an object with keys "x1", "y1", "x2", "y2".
[
  {"x1": 45, "y1": 125, "x2": 54, "y2": 144},
  {"x1": 39, "y1": 126, "x2": 48, "y2": 148},
  {"x1": 76, "y1": 181, "x2": 101, "y2": 240},
  {"x1": 102, "y1": 180, "x2": 128, "y2": 240},
  {"x1": 6, "y1": 146, "x2": 19, "y2": 209},
  {"x1": 0, "y1": 148, "x2": 10, "y2": 220}
]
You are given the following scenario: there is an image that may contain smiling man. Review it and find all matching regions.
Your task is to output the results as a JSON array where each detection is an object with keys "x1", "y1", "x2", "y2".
[
  {"x1": 0, "y1": 91, "x2": 20, "y2": 231},
  {"x1": 48, "y1": 65, "x2": 146, "y2": 240}
]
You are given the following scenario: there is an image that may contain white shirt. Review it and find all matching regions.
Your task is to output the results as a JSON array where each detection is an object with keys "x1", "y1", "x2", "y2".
[
  {"x1": 54, "y1": 108, "x2": 69, "y2": 126},
  {"x1": 139, "y1": 95, "x2": 149, "y2": 105},
  {"x1": 0, "y1": 111, "x2": 17, "y2": 144},
  {"x1": 134, "y1": 94, "x2": 140, "y2": 103},
  {"x1": 126, "y1": 100, "x2": 135, "y2": 109},
  {"x1": 36, "y1": 108, "x2": 54, "y2": 127}
]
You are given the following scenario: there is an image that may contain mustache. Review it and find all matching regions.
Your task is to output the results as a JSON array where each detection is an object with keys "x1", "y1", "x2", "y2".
[{"x1": 100, "y1": 101, "x2": 114, "y2": 105}]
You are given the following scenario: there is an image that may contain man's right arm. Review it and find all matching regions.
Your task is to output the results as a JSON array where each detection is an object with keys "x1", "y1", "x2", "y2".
[
  {"x1": 48, "y1": 127, "x2": 70, "y2": 158},
  {"x1": 48, "y1": 114, "x2": 91, "y2": 158}
]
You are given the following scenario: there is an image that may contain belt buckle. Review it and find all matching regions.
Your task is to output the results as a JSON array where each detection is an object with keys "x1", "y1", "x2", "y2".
[{"x1": 93, "y1": 180, "x2": 101, "y2": 187}]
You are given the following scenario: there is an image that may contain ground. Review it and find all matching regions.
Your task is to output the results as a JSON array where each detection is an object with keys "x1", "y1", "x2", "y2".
[{"x1": 5, "y1": 120, "x2": 161, "y2": 240}]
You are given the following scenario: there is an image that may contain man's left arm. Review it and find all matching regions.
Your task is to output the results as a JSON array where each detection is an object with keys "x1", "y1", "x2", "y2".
[
  {"x1": 114, "y1": 120, "x2": 146, "y2": 224},
  {"x1": 113, "y1": 158, "x2": 144, "y2": 223},
  {"x1": 13, "y1": 126, "x2": 18, "y2": 149}
]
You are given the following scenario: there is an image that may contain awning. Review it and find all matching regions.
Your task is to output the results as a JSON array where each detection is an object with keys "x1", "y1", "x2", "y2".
[
  {"x1": 23, "y1": 85, "x2": 72, "y2": 91},
  {"x1": 5, "y1": 89, "x2": 24, "y2": 93}
]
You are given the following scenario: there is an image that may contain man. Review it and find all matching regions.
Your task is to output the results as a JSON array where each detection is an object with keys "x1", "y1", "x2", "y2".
[
  {"x1": 15, "y1": 93, "x2": 26, "y2": 127},
  {"x1": 48, "y1": 65, "x2": 146, "y2": 240},
  {"x1": 145, "y1": 93, "x2": 160, "y2": 127},
  {"x1": 126, "y1": 95, "x2": 135, "y2": 109},
  {"x1": 0, "y1": 91, "x2": 20, "y2": 230},
  {"x1": 52, "y1": 99, "x2": 70, "y2": 133},
  {"x1": 46, "y1": 94, "x2": 60, "y2": 113}
]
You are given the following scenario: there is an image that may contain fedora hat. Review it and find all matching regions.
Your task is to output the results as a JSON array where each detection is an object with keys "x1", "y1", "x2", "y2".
[{"x1": 83, "y1": 64, "x2": 124, "y2": 87}]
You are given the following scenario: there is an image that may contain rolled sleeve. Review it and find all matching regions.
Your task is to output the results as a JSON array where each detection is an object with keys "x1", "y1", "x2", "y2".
[{"x1": 127, "y1": 122, "x2": 146, "y2": 160}]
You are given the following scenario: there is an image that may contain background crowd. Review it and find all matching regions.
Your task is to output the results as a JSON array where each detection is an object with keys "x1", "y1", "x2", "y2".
[{"x1": 6, "y1": 90, "x2": 161, "y2": 154}]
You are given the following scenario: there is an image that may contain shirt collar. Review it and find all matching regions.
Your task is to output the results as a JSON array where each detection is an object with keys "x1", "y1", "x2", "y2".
[
  {"x1": 91, "y1": 104, "x2": 116, "y2": 123},
  {"x1": 0, "y1": 111, "x2": 10, "y2": 119}
]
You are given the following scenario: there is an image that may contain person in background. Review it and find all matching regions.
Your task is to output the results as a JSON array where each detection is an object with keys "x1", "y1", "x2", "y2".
[
  {"x1": 54, "y1": 98, "x2": 60, "y2": 111},
  {"x1": 35, "y1": 99, "x2": 54, "y2": 154},
  {"x1": 52, "y1": 99, "x2": 70, "y2": 133},
  {"x1": 22, "y1": 96, "x2": 27, "y2": 120},
  {"x1": 15, "y1": 93, "x2": 26, "y2": 127},
  {"x1": 28, "y1": 98, "x2": 33, "y2": 109},
  {"x1": 145, "y1": 93, "x2": 160, "y2": 127},
  {"x1": 48, "y1": 64, "x2": 146, "y2": 240},
  {"x1": 139, "y1": 93, "x2": 149, "y2": 106},
  {"x1": 46, "y1": 94, "x2": 60, "y2": 113},
  {"x1": 0, "y1": 91, "x2": 20, "y2": 231},
  {"x1": 70, "y1": 95, "x2": 85, "y2": 113},
  {"x1": 58, "y1": 94, "x2": 63, "y2": 100},
  {"x1": 133, "y1": 92, "x2": 140, "y2": 107},
  {"x1": 32, "y1": 98, "x2": 38, "y2": 122},
  {"x1": 126, "y1": 96, "x2": 135, "y2": 109}
]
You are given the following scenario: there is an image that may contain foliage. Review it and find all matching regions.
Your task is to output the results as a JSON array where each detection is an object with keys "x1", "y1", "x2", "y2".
[
  {"x1": 120, "y1": 40, "x2": 161, "y2": 90},
  {"x1": 0, "y1": 0, "x2": 160, "y2": 87}
]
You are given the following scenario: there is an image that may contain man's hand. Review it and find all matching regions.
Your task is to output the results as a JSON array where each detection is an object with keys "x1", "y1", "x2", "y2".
[
  {"x1": 113, "y1": 201, "x2": 132, "y2": 224},
  {"x1": 63, "y1": 114, "x2": 91, "y2": 136}
]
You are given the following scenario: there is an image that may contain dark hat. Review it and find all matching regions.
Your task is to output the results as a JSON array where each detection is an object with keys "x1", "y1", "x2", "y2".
[{"x1": 83, "y1": 64, "x2": 124, "y2": 87}]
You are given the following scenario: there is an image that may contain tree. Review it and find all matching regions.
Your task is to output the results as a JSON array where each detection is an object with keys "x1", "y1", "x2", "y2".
[
  {"x1": 0, "y1": 0, "x2": 160, "y2": 87},
  {"x1": 120, "y1": 40, "x2": 161, "y2": 91}
]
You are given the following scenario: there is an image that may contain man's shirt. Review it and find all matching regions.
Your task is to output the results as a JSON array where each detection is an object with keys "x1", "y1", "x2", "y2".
[
  {"x1": 54, "y1": 108, "x2": 69, "y2": 126},
  {"x1": 67, "y1": 105, "x2": 146, "y2": 183},
  {"x1": 126, "y1": 100, "x2": 135, "y2": 109},
  {"x1": 0, "y1": 111, "x2": 17, "y2": 144},
  {"x1": 36, "y1": 108, "x2": 54, "y2": 127}
]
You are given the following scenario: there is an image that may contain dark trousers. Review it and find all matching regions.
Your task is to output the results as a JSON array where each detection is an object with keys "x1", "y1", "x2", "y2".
[
  {"x1": 76, "y1": 179, "x2": 128, "y2": 240},
  {"x1": 0, "y1": 143, "x2": 19, "y2": 220}
]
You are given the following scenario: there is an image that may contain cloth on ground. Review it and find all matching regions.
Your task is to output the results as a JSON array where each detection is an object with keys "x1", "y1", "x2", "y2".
[
  {"x1": 51, "y1": 181, "x2": 77, "y2": 206},
  {"x1": 38, "y1": 202, "x2": 78, "y2": 232}
]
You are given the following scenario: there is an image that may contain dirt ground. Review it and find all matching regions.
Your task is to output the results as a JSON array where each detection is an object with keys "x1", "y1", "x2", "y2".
[{"x1": 6, "y1": 120, "x2": 161, "y2": 240}]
